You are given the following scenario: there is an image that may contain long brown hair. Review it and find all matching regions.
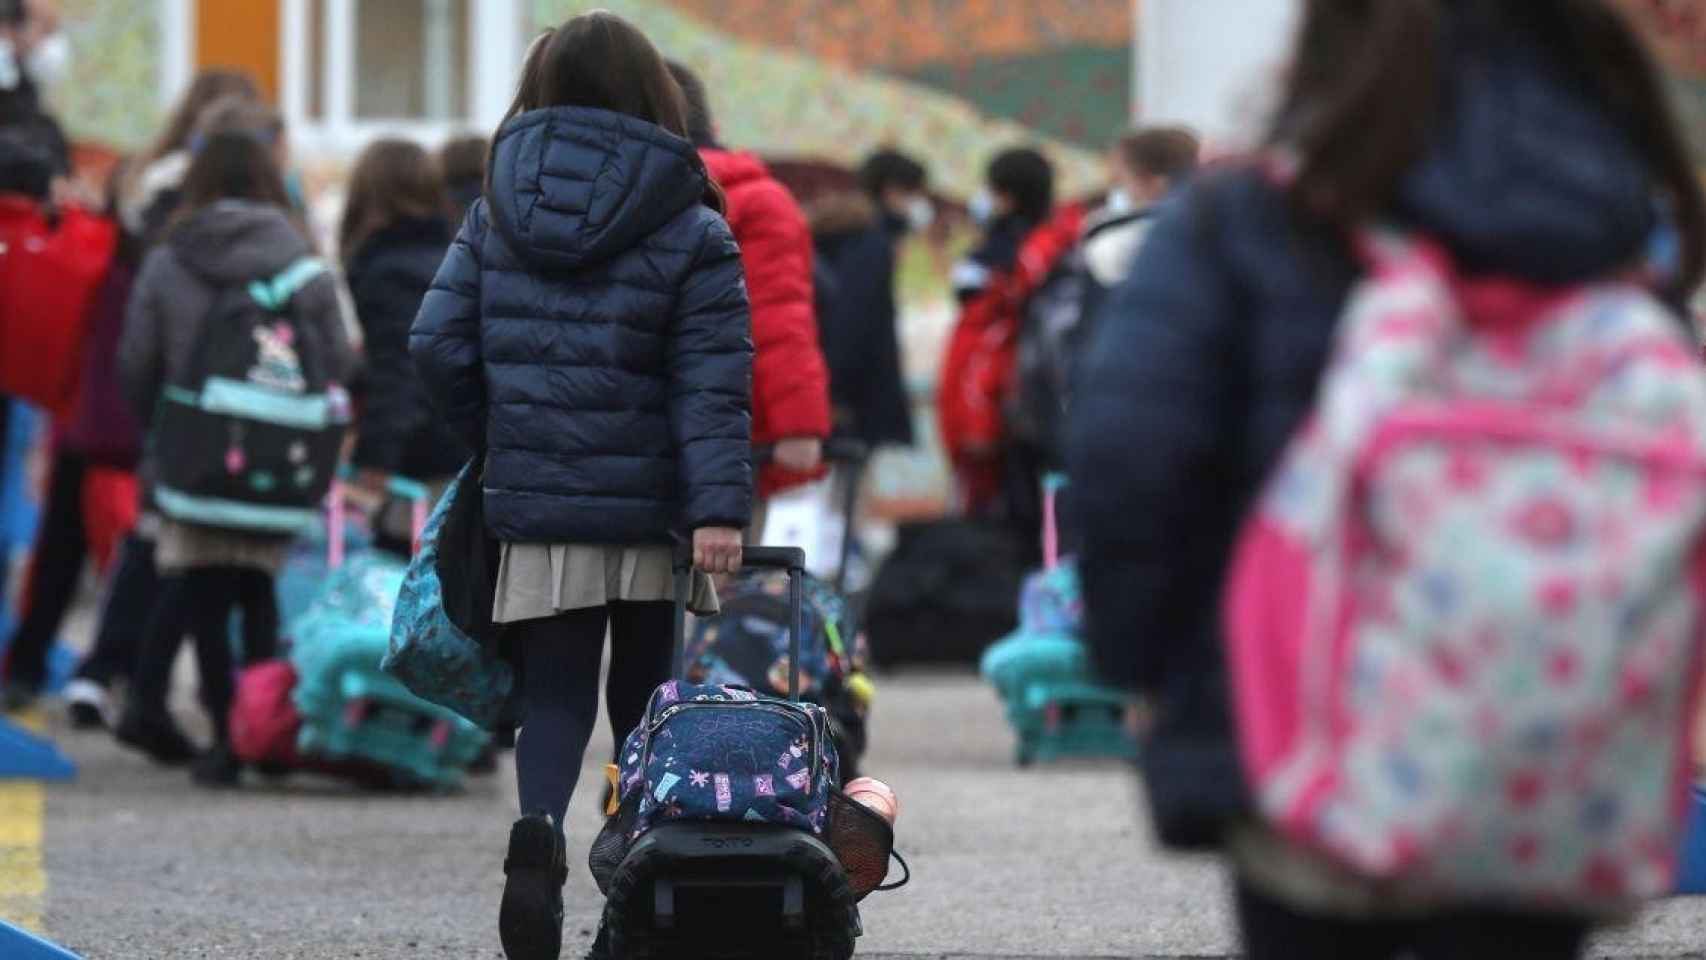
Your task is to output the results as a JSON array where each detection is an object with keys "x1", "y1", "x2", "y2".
[
  {"x1": 488, "y1": 13, "x2": 721, "y2": 212},
  {"x1": 1273, "y1": 0, "x2": 1706, "y2": 294},
  {"x1": 339, "y1": 138, "x2": 449, "y2": 264},
  {"x1": 171, "y1": 129, "x2": 293, "y2": 231},
  {"x1": 142, "y1": 69, "x2": 260, "y2": 166}
]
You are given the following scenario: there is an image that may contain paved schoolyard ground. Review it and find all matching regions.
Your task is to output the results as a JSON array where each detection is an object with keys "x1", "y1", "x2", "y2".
[{"x1": 11, "y1": 670, "x2": 1706, "y2": 958}]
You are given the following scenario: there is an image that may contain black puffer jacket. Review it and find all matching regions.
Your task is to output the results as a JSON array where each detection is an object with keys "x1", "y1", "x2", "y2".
[
  {"x1": 347, "y1": 217, "x2": 467, "y2": 480},
  {"x1": 812, "y1": 202, "x2": 914, "y2": 448},
  {"x1": 1068, "y1": 17, "x2": 1665, "y2": 849},
  {"x1": 411, "y1": 106, "x2": 754, "y2": 544}
]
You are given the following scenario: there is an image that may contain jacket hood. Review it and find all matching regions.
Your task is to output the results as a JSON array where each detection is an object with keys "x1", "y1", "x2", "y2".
[
  {"x1": 1393, "y1": 19, "x2": 1656, "y2": 282},
  {"x1": 167, "y1": 199, "x2": 314, "y2": 282},
  {"x1": 485, "y1": 106, "x2": 711, "y2": 270}
]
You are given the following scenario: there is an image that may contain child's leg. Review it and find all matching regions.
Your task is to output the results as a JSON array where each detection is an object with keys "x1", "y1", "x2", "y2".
[
  {"x1": 75, "y1": 533, "x2": 159, "y2": 688},
  {"x1": 234, "y1": 569, "x2": 279, "y2": 665},
  {"x1": 604, "y1": 601, "x2": 674, "y2": 747},
  {"x1": 185, "y1": 568, "x2": 242, "y2": 742},
  {"x1": 514, "y1": 608, "x2": 607, "y2": 831},
  {"x1": 127, "y1": 573, "x2": 192, "y2": 720}
]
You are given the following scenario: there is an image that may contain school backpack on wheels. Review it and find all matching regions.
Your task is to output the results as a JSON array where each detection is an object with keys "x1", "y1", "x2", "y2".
[
  {"x1": 230, "y1": 479, "x2": 489, "y2": 790},
  {"x1": 592, "y1": 546, "x2": 904, "y2": 959},
  {"x1": 981, "y1": 476, "x2": 1139, "y2": 766}
]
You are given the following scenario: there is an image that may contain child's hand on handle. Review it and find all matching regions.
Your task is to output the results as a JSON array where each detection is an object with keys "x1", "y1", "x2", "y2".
[
  {"x1": 693, "y1": 526, "x2": 744, "y2": 575},
  {"x1": 772, "y1": 437, "x2": 823, "y2": 473}
]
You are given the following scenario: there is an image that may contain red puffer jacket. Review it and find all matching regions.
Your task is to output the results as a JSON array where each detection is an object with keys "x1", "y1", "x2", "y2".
[
  {"x1": 701, "y1": 149, "x2": 833, "y2": 497},
  {"x1": 938, "y1": 205, "x2": 1085, "y2": 509}
]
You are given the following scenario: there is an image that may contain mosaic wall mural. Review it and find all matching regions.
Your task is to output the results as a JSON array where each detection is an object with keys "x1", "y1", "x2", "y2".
[
  {"x1": 49, "y1": 0, "x2": 161, "y2": 153},
  {"x1": 531, "y1": 0, "x2": 1133, "y2": 200}
]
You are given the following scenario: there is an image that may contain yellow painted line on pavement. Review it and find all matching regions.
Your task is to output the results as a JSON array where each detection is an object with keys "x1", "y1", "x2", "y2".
[{"x1": 0, "y1": 708, "x2": 49, "y2": 934}]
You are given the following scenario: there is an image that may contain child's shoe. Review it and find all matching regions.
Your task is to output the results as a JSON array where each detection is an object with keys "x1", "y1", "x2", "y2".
[
  {"x1": 500, "y1": 812, "x2": 567, "y2": 960},
  {"x1": 115, "y1": 709, "x2": 198, "y2": 766},
  {"x1": 191, "y1": 741, "x2": 242, "y2": 788}
]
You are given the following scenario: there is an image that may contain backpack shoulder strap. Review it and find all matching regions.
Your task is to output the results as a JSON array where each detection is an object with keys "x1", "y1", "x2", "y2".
[{"x1": 249, "y1": 256, "x2": 327, "y2": 312}]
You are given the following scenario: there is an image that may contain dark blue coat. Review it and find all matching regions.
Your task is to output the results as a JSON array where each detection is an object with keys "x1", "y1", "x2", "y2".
[
  {"x1": 814, "y1": 211, "x2": 915, "y2": 448},
  {"x1": 1067, "y1": 23, "x2": 1663, "y2": 848},
  {"x1": 411, "y1": 107, "x2": 753, "y2": 544},
  {"x1": 348, "y1": 217, "x2": 468, "y2": 481}
]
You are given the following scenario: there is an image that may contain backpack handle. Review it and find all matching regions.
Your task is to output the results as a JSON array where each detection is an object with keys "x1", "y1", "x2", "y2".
[
  {"x1": 325, "y1": 472, "x2": 433, "y2": 570},
  {"x1": 672, "y1": 543, "x2": 809, "y2": 700},
  {"x1": 1042, "y1": 472, "x2": 1068, "y2": 569}
]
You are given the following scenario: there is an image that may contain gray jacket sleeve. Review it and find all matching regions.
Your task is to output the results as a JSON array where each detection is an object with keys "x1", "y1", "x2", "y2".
[{"x1": 119, "y1": 247, "x2": 173, "y2": 425}]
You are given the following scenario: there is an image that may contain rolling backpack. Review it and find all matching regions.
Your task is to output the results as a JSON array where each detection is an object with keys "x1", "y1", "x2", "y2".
[
  {"x1": 1223, "y1": 229, "x2": 1706, "y2": 910},
  {"x1": 591, "y1": 547, "x2": 906, "y2": 960},
  {"x1": 151, "y1": 258, "x2": 347, "y2": 535},
  {"x1": 981, "y1": 475, "x2": 1139, "y2": 766},
  {"x1": 685, "y1": 568, "x2": 872, "y2": 783}
]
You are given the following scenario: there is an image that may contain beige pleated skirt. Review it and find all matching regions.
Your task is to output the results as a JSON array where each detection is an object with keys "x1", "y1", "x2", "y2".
[{"x1": 491, "y1": 543, "x2": 720, "y2": 624}]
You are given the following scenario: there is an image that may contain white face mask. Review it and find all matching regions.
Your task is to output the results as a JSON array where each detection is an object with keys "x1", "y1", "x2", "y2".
[
  {"x1": 967, "y1": 190, "x2": 995, "y2": 228},
  {"x1": 904, "y1": 194, "x2": 935, "y2": 232},
  {"x1": 0, "y1": 39, "x2": 20, "y2": 92},
  {"x1": 1105, "y1": 187, "x2": 1135, "y2": 216},
  {"x1": 25, "y1": 31, "x2": 70, "y2": 92}
]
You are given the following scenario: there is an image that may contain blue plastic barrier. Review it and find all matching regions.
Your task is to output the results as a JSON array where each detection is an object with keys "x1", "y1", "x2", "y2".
[
  {"x1": 0, "y1": 717, "x2": 75, "y2": 781},
  {"x1": 0, "y1": 920, "x2": 81, "y2": 959},
  {"x1": 0, "y1": 402, "x2": 80, "y2": 695},
  {"x1": 1678, "y1": 786, "x2": 1706, "y2": 895}
]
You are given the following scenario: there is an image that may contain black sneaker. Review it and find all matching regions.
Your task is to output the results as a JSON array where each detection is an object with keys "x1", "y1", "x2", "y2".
[
  {"x1": 500, "y1": 812, "x2": 567, "y2": 960},
  {"x1": 114, "y1": 709, "x2": 199, "y2": 766},
  {"x1": 191, "y1": 742, "x2": 242, "y2": 788}
]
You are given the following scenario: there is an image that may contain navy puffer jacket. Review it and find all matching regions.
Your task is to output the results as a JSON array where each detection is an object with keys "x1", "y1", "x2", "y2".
[
  {"x1": 411, "y1": 106, "x2": 753, "y2": 544},
  {"x1": 1068, "y1": 18, "x2": 1665, "y2": 849}
]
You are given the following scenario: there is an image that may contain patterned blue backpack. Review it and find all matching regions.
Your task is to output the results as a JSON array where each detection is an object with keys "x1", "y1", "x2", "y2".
[
  {"x1": 384, "y1": 461, "x2": 514, "y2": 729},
  {"x1": 595, "y1": 549, "x2": 841, "y2": 860},
  {"x1": 614, "y1": 679, "x2": 839, "y2": 839}
]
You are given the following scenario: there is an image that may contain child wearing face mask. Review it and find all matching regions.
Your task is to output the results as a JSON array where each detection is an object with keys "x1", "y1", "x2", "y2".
[
  {"x1": 1082, "y1": 126, "x2": 1200, "y2": 297},
  {"x1": 810, "y1": 149, "x2": 931, "y2": 454},
  {"x1": 0, "y1": 0, "x2": 69, "y2": 198},
  {"x1": 939, "y1": 147, "x2": 1083, "y2": 531}
]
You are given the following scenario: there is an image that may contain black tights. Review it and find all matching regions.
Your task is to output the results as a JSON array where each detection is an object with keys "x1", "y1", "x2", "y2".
[
  {"x1": 1236, "y1": 880, "x2": 1590, "y2": 960},
  {"x1": 129, "y1": 566, "x2": 279, "y2": 741},
  {"x1": 511, "y1": 602, "x2": 673, "y2": 833}
]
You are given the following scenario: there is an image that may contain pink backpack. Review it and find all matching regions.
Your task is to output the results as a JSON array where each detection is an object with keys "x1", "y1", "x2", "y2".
[{"x1": 1224, "y1": 231, "x2": 1706, "y2": 910}]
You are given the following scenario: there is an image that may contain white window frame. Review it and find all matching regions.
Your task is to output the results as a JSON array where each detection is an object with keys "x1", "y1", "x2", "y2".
[
  {"x1": 155, "y1": 0, "x2": 524, "y2": 158},
  {"x1": 271, "y1": 0, "x2": 525, "y2": 159}
]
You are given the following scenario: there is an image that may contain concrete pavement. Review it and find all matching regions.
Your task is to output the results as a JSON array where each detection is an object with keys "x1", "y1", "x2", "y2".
[{"x1": 16, "y1": 671, "x2": 1706, "y2": 958}]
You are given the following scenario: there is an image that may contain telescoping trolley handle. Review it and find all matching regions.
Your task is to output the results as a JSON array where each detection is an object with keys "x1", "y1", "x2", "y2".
[{"x1": 672, "y1": 543, "x2": 809, "y2": 701}]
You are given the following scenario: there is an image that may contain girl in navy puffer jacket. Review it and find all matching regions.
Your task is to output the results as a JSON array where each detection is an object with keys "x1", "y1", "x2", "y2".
[
  {"x1": 410, "y1": 14, "x2": 752, "y2": 959},
  {"x1": 1069, "y1": 1, "x2": 1706, "y2": 957}
]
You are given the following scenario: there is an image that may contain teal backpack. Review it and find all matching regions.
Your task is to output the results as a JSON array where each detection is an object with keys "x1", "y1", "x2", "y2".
[
  {"x1": 286, "y1": 480, "x2": 490, "y2": 788},
  {"x1": 979, "y1": 476, "x2": 1139, "y2": 766}
]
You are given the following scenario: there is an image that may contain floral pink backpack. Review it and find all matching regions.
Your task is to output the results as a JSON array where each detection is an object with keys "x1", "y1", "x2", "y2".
[{"x1": 1223, "y1": 230, "x2": 1706, "y2": 910}]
